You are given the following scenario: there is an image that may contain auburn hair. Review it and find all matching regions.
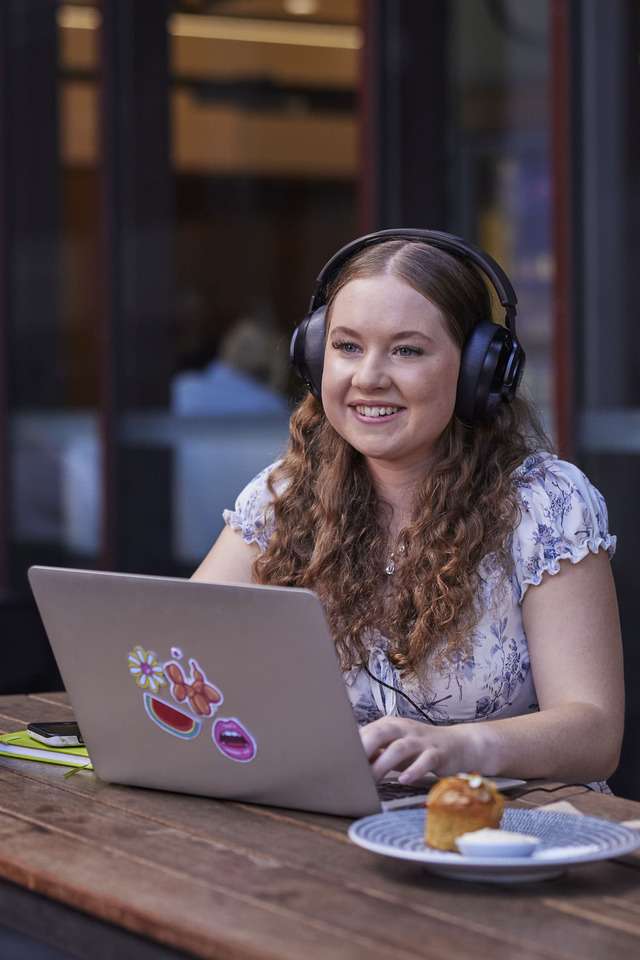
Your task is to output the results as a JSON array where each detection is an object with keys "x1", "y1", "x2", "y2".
[{"x1": 254, "y1": 241, "x2": 551, "y2": 673}]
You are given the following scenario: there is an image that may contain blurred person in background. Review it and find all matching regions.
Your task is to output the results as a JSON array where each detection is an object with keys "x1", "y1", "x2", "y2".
[{"x1": 172, "y1": 307, "x2": 289, "y2": 416}]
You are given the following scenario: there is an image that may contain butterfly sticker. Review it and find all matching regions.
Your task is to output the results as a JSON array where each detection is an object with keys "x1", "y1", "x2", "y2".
[{"x1": 164, "y1": 658, "x2": 223, "y2": 718}]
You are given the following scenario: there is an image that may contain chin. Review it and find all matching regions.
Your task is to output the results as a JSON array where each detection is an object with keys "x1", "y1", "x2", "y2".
[{"x1": 354, "y1": 443, "x2": 404, "y2": 462}]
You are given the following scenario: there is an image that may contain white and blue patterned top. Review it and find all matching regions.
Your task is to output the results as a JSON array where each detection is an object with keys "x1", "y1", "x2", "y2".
[{"x1": 223, "y1": 452, "x2": 616, "y2": 744}]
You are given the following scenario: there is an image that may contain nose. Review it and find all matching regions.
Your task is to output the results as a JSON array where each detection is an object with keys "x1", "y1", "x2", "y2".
[{"x1": 351, "y1": 350, "x2": 392, "y2": 392}]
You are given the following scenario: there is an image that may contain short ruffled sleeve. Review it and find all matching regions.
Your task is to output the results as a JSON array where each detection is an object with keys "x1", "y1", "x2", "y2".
[
  {"x1": 512, "y1": 453, "x2": 616, "y2": 600},
  {"x1": 222, "y1": 461, "x2": 282, "y2": 552}
]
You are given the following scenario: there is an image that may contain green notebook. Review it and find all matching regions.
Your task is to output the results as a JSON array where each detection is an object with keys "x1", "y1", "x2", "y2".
[{"x1": 0, "y1": 730, "x2": 93, "y2": 770}]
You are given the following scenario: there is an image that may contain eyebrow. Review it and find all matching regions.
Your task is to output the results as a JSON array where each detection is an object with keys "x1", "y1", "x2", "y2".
[{"x1": 330, "y1": 325, "x2": 435, "y2": 344}]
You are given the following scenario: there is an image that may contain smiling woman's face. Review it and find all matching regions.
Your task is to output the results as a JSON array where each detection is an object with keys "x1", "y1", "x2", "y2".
[{"x1": 321, "y1": 274, "x2": 461, "y2": 471}]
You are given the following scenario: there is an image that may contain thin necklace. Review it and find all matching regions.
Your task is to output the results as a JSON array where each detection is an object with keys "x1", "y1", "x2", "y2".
[{"x1": 384, "y1": 542, "x2": 406, "y2": 576}]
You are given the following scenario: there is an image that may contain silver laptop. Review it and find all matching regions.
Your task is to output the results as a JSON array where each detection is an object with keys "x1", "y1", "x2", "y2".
[{"x1": 28, "y1": 566, "x2": 523, "y2": 817}]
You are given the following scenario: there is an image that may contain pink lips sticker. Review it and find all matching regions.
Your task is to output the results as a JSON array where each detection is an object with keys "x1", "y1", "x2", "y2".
[{"x1": 213, "y1": 718, "x2": 257, "y2": 763}]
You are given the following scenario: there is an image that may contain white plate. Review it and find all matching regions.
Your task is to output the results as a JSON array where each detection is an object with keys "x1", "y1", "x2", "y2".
[{"x1": 348, "y1": 808, "x2": 640, "y2": 883}]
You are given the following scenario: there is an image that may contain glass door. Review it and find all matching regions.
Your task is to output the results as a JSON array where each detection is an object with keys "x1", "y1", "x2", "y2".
[{"x1": 449, "y1": 0, "x2": 553, "y2": 432}]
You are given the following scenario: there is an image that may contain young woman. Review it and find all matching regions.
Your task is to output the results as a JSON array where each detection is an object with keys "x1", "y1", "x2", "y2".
[{"x1": 193, "y1": 231, "x2": 624, "y2": 790}]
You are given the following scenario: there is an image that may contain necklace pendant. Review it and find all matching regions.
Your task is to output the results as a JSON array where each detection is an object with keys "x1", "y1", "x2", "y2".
[{"x1": 384, "y1": 541, "x2": 404, "y2": 576}]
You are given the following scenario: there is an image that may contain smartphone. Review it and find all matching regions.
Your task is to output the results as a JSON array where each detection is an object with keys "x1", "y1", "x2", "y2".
[{"x1": 27, "y1": 721, "x2": 84, "y2": 747}]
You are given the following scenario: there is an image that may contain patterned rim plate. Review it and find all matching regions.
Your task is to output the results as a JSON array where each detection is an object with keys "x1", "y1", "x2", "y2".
[{"x1": 348, "y1": 808, "x2": 640, "y2": 884}]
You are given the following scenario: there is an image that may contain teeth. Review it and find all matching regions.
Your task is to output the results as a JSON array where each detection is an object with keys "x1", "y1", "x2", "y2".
[{"x1": 356, "y1": 405, "x2": 400, "y2": 418}]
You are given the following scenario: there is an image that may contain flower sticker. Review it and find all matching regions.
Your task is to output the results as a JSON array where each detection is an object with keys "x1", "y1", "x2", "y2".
[{"x1": 128, "y1": 646, "x2": 167, "y2": 693}]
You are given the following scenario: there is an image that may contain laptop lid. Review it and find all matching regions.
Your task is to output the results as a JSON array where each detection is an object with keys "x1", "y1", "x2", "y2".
[{"x1": 28, "y1": 566, "x2": 384, "y2": 817}]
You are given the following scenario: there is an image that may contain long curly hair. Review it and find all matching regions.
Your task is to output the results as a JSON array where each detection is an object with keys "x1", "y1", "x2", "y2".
[{"x1": 254, "y1": 240, "x2": 551, "y2": 674}]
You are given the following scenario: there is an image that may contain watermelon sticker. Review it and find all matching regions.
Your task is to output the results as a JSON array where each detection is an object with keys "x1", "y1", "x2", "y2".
[
  {"x1": 143, "y1": 692, "x2": 201, "y2": 740},
  {"x1": 213, "y1": 717, "x2": 257, "y2": 763}
]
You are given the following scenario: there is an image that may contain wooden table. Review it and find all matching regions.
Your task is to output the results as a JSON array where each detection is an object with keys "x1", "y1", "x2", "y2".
[{"x1": 0, "y1": 693, "x2": 639, "y2": 960}]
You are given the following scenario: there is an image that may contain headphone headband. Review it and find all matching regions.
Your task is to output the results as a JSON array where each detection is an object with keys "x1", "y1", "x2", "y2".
[
  {"x1": 292, "y1": 227, "x2": 525, "y2": 424},
  {"x1": 309, "y1": 228, "x2": 518, "y2": 332}
]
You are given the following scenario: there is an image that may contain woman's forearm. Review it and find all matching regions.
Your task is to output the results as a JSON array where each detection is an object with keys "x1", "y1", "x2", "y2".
[
  {"x1": 361, "y1": 701, "x2": 623, "y2": 784},
  {"x1": 471, "y1": 702, "x2": 622, "y2": 783}
]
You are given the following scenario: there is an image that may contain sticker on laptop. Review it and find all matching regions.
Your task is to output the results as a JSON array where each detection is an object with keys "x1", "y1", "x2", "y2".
[
  {"x1": 143, "y1": 692, "x2": 201, "y2": 740},
  {"x1": 128, "y1": 646, "x2": 167, "y2": 693},
  {"x1": 164, "y1": 658, "x2": 223, "y2": 718},
  {"x1": 127, "y1": 647, "x2": 256, "y2": 757},
  {"x1": 213, "y1": 718, "x2": 257, "y2": 763}
]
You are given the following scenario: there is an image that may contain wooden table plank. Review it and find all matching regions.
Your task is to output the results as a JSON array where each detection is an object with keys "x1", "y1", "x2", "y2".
[
  {"x1": 1, "y1": 695, "x2": 640, "y2": 960},
  {"x1": 27, "y1": 692, "x2": 73, "y2": 708},
  {"x1": 0, "y1": 874, "x2": 194, "y2": 960},
  {"x1": 0, "y1": 815, "x2": 400, "y2": 960},
  {"x1": 0, "y1": 763, "x2": 560, "y2": 960},
  {"x1": 0, "y1": 758, "x2": 639, "y2": 959},
  {"x1": 0, "y1": 693, "x2": 73, "y2": 730}
]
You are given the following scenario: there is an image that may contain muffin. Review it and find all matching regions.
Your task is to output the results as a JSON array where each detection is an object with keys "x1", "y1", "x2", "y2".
[{"x1": 425, "y1": 773, "x2": 504, "y2": 851}]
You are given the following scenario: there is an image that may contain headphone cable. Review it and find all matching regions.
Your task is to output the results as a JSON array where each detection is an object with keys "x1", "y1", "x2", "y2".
[{"x1": 362, "y1": 663, "x2": 452, "y2": 725}]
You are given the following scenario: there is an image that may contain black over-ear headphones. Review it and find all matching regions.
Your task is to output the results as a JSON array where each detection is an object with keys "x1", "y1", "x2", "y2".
[{"x1": 289, "y1": 228, "x2": 526, "y2": 425}]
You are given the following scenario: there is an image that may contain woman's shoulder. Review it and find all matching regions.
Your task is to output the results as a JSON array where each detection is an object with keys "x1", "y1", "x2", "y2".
[
  {"x1": 222, "y1": 460, "x2": 285, "y2": 551},
  {"x1": 237, "y1": 460, "x2": 283, "y2": 505},
  {"x1": 512, "y1": 451, "x2": 603, "y2": 502},
  {"x1": 509, "y1": 451, "x2": 616, "y2": 597}
]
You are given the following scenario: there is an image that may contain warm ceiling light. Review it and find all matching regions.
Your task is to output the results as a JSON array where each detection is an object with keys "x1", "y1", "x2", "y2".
[
  {"x1": 57, "y1": 5, "x2": 101, "y2": 30},
  {"x1": 56, "y1": 4, "x2": 361, "y2": 51},
  {"x1": 169, "y1": 14, "x2": 360, "y2": 50},
  {"x1": 283, "y1": 0, "x2": 319, "y2": 14}
]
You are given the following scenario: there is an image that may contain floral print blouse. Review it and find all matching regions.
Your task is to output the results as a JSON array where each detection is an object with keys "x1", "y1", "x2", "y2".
[{"x1": 223, "y1": 452, "x2": 616, "y2": 788}]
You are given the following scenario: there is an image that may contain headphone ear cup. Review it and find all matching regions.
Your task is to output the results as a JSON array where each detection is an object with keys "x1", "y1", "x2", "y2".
[
  {"x1": 456, "y1": 323, "x2": 514, "y2": 424},
  {"x1": 289, "y1": 305, "x2": 326, "y2": 398}
]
